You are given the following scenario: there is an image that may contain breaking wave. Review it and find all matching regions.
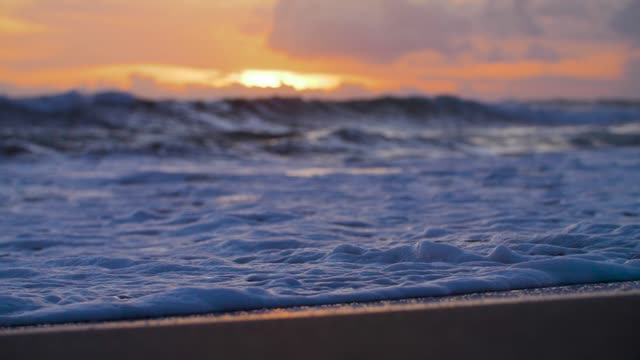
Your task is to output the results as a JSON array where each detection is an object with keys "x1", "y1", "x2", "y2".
[{"x1": 2, "y1": 91, "x2": 640, "y2": 157}]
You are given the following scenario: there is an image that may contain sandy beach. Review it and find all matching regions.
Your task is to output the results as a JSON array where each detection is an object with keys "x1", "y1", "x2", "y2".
[{"x1": 2, "y1": 284, "x2": 639, "y2": 360}]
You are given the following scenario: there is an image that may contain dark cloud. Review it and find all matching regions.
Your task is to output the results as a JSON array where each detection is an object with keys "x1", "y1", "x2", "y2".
[
  {"x1": 621, "y1": 57, "x2": 640, "y2": 94},
  {"x1": 484, "y1": 43, "x2": 560, "y2": 63},
  {"x1": 525, "y1": 43, "x2": 560, "y2": 61},
  {"x1": 269, "y1": 0, "x2": 470, "y2": 64},
  {"x1": 269, "y1": 0, "x2": 628, "y2": 63},
  {"x1": 611, "y1": 0, "x2": 640, "y2": 47},
  {"x1": 485, "y1": 47, "x2": 512, "y2": 63},
  {"x1": 482, "y1": 0, "x2": 542, "y2": 37}
]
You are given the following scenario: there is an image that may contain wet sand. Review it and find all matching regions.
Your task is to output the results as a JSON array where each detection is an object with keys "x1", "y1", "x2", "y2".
[{"x1": 2, "y1": 284, "x2": 640, "y2": 360}]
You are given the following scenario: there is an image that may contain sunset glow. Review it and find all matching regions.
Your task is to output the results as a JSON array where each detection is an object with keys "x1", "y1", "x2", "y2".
[
  {"x1": 0, "y1": 15, "x2": 46, "y2": 34},
  {"x1": 237, "y1": 70, "x2": 341, "y2": 90},
  {"x1": 0, "y1": 0, "x2": 638, "y2": 99}
]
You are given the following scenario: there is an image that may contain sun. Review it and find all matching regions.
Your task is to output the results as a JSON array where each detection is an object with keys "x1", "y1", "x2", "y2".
[
  {"x1": 239, "y1": 71, "x2": 283, "y2": 89},
  {"x1": 238, "y1": 70, "x2": 341, "y2": 91}
]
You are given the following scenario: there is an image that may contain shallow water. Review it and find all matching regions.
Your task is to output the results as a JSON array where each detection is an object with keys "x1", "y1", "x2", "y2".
[{"x1": 1, "y1": 93, "x2": 640, "y2": 326}]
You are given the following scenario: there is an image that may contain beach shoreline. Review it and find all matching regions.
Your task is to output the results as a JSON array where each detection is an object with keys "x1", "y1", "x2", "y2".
[{"x1": 3, "y1": 283, "x2": 639, "y2": 359}]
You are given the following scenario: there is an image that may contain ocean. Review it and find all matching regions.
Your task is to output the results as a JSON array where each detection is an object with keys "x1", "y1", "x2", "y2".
[{"x1": 1, "y1": 92, "x2": 640, "y2": 326}]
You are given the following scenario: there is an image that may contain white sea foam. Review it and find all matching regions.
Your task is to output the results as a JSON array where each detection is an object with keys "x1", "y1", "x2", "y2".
[{"x1": 1, "y1": 146, "x2": 640, "y2": 326}]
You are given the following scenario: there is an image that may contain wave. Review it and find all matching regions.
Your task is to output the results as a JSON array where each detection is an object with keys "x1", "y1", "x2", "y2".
[{"x1": 1, "y1": 91, "x2": 640, "y2": 157}]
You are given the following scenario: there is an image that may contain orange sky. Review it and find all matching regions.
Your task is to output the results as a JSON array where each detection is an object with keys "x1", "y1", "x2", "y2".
[{"x1": 1, "y1": 0, "x2": 639, "y2": 100}]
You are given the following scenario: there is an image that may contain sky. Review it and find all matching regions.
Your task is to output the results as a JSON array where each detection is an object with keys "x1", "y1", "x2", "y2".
[{"x1": 1, "y1": 0, "x2": 639, "y2": 100}]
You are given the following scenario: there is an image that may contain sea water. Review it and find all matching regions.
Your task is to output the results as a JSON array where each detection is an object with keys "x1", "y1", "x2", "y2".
[{"x1": 1, "y1": 93, "x2": 640, "y2": 326}]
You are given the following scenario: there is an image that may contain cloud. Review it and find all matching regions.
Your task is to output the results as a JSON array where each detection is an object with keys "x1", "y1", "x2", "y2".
[
  {"x1": 0, "y1": 81, "x2": 18, "y2": 94},
  {"x1": 483, "y1": 43, "x2": 560, "y2": 63},
  {"x1": 525, "y1": 43, "x2": 560, "y2": 62},
  {"x1": 269, "y1": 0, "x2": 629, "y2": 63},
  {"x1": 0, "y1": 81, "x2": 57, "y2": 97},
  {"x1": 2, "y1": 0, "x2": 636, "y2": 100},
  {"x1": 620, "y1": 56, "x2": 640, "y2": 93},
  {"x1": 0, "y1": 16, "x2": 46, "y2": 34},
  {"x1": 504, "y1": 76, "x2": 626, "y2": 99},
  {"x1": 0, "y1": 0, "x2": 279, "y2": 71},
  {"x1": 481, "y1": 0, "x2": 541, "y2": 37},
  {"x1": 611, "y1": 0, "x2": 640, "y2": 47},
  {"x1": 269, "y1": 0, "x2": 470, "y2": 63}
]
